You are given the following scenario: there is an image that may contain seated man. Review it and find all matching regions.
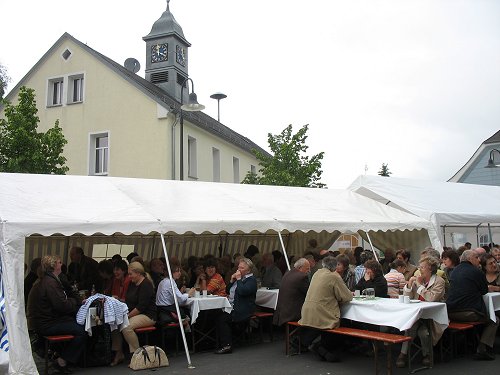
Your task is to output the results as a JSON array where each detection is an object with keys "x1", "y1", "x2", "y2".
[
  {"x1": 299, "y1": 256, "x2": 353, "y2": 362},
  {"x1": 396, "y1": 249, "x2": 418, "y2": 281},
  {"x1": 273, "y1": 258, "x2": 310, "y2": 327},
  {"x1": 215, "y1": 257, "x2": 257, "y2": 354},
  {"x1": 260, "y1": 252, "x2": 282, "y2": 288},
  {"x1": 67, "y1": 246, "x2": 99, "y2": 291},
  {"x1": 447, "y1": 249, "x2": 499, "y2": 361}
]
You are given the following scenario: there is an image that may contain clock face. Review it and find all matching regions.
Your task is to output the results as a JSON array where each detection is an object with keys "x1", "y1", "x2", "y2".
[
  {"x1": 176, "y1": 45, "x2": 186, "y2": 67},
  {"x1": 151, "y1": 43, "x2": 168, "y2": 63}
]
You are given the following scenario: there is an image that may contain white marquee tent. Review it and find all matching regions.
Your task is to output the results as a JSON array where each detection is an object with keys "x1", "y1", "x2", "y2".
[
  {"x1": 0, "y1": 173, "x2": 433, "y2": 374},
  {"x1": 348, "y1": 175, "x2": 500, "y2": 251}
]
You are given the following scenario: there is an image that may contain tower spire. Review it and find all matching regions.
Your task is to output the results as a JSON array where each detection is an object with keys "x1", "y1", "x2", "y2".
[{"x1": 167, "y1": 0, "x2": 170, "y2": 11}]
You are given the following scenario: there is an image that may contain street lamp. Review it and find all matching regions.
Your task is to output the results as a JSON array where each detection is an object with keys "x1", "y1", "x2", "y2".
[
  {"x1": 180, "y1": 78, "x2": 205, "y2": 180},
  {"x1": 210, "y1": 92, "x2": 227, "y2": 122},
  {"x1": 484, "y1": 148, "x2": 500, "y2": 168}
]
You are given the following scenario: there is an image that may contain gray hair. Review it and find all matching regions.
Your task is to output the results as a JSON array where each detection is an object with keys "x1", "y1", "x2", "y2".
[
  {"x1": 322, "y1": 256, "x2": 338, "y2": 271},
  {"x1": 294, "y1": 258, "x2": 309, "y2": 269},
  {"x1": 460, "y1": 249, "x2": 476, "y2": 263},
  {"x1": 239, "y1": 257, "x2": 254, "y2": 271},
  {"x1": 421, "y1": 248, "x2": 441, "y2": 261}
]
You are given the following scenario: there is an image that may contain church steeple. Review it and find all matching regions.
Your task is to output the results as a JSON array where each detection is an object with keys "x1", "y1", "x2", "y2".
[{"x1": 143, "y1": 1, "x2": 190, "y2": 102}]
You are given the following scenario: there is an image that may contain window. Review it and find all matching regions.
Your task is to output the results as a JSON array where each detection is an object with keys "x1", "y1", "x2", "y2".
[
  {"x1": 62, "y1": 49, "x2": 72, "y2": 60},
  {"x1": 233, "y1": 157, "x2": 240, "y2": 183},
  {"x1": 212, "y1": 148, "x2": 220, "y2": 182},
  {"x1": 188, "y1": 136, "x2": 197, "y2": 178},
  {"x1": 89, "y1": 133, "x2": 109, "y2": 176},
  {"x1": 92, "y1": 243, "x2": 135, "y2": 262},
  {"x1": 479, "y1": 234, "x2": 490, "y2": 247},
  {"x1": 48, "y1": 78, "x2": 63, "y2": 106},
  {"x1": 68, "y1": 74, "x2": 84, "y2": 103}
]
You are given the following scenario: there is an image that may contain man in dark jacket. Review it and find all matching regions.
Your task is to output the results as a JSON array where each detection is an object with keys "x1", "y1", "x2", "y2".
[
  {"x1": 68, "y1": 246, "x2": 99, "y2": 291},
  {"x1": 215, "y1": 257, "x2": 257, "y2": 354},
  {"x1": 273, "y1": 258, "x2": 310, "y2": 326},
  {"x1": 447, "y1": 249, "x2": 499, "y2": 360}
]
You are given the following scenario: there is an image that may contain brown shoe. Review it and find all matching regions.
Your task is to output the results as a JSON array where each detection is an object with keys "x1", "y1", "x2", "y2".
[
  {"x1": 422, "y1": 355, "x2": 431, "y2": 367},
  {"x1": 396, "y1": 353, "x2": 407, "y2": 368}
]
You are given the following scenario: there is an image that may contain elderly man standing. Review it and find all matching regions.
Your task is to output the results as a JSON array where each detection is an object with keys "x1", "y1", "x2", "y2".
[
  {"x1": 273, "y1": 258, "x2": 310, "y2": 327},
  {"x1": 447, "y1": 249, "x2": 499, "y2": 361},
  {"x1": 299, "y1": 256, "x2": 353, "y2": 362},
  {"x1": 261, "y1": 252, "x2": 282, "y2": 288}
]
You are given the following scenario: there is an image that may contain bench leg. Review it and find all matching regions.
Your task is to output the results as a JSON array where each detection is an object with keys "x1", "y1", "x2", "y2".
[
  {"x1": 285, "y1": 324, "x2": 290, "y2": 356},
  {"x1": 371, "y1": 341, "x2": 379, "y2": 375},
  {"x1": 45, "y1": 340, "x2": 49, "y2": 375}
]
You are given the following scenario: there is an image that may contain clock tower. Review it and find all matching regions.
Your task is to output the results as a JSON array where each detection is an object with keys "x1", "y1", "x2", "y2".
[{"x1": 143, "y1": 1, "x2": 190, "y2": 102}]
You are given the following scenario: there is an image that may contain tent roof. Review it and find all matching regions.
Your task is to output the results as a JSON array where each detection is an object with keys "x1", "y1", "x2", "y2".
[
  {"x1": 0, "y1": 173, "x2": 431, "y2": 239},
  {"x1": 348, "y1": 175, "x2": 500, "y2": 226}
]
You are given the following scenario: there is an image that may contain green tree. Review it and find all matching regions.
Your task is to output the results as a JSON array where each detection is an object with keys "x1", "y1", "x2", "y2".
[
  {"x1": 378, "y1": 163, "x2": 392, "y2": 177},
  {"x1": 0, "y1": 86, "x2": 68, "y2": 174},
  {"x1": 0, "y1": 63, "x2": 10, "y2": 100},
  {"x1": 242, "y1": 124, "x2": 326, "y2": 188}
]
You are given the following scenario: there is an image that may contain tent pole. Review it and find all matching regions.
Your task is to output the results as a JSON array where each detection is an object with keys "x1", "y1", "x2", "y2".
[
  {"x1": 278, "y1": 232, "x2": 291, "y2": 271},
  {"x1": 476, "y1": 224, "x2": 480, "y2": 247},
  {"x1": 442, "y1": 226, "x2": 447, "y2": 247},
  {"x1": 160, "y1": 233, "x2": 194, "y2": 369},
  {"x1": 488, "y1": 223, "x2": 493, "y2": 247},
  {"x1": 365, "y1": 231, "x2": 379, "y2": 263}
]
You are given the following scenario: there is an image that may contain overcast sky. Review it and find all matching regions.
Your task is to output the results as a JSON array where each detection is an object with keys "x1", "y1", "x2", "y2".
[{"x1": 2, "y1": 0, "x2": 499, "y2": 188}]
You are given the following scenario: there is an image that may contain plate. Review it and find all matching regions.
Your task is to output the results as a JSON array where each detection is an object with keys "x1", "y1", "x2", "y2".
[{"x1": 410, "y1": 299, "x2": 421, "y2": 303}]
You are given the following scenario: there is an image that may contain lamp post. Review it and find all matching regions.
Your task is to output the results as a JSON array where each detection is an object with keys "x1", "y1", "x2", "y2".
[
  {"x1": 484, "y1": 148, "x2": 500, "y2": 168},
  {"x1": 210, "y1": 92, "x2": 227, "y2": 122},
  {"x1": 180, "y1": 78, "x2": 205, "y2": 180}
]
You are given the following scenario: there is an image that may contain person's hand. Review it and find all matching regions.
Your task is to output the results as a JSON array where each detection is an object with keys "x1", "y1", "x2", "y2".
[
  {"x1": 408, "y1": 276, "x2": 416, "y2": 288},
  {"x1": 416, "y1": 275, "x2": 424, "y2": 285},
  {"x1": 231, "y1": 270, "x2": 242, "y2": 282},
  {"x1": 180, "y1": 286, "x2": 186, "y2": 293},
  {"x1": 488, "y1": 284, "x2": 500, "y2": 292},
  {"x1": 199, "y1": 274, "x2": 206, "y2": 281},
  {"x1": 187, "y1": 288, "x2": 195, "y2": 297},
  {"x1": 364, "y1": 269, "x2": 373, "y2": 281}
]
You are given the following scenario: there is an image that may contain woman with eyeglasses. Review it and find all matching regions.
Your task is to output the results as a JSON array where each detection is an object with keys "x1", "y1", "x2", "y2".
[{"x1": 481, "y1": 253, "x2": 500, "y2": 293}]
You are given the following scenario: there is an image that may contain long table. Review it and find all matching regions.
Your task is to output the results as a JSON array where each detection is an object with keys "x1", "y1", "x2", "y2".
[
  {"x1": 186, "y1": 295, "x2": 232, "y2": 324},
  {"x1": 256, "y1": 288, "x2": 279, "y2": 309},
  {"x1": 482, "y1": 292, "x2": 500, "y2": 322}
]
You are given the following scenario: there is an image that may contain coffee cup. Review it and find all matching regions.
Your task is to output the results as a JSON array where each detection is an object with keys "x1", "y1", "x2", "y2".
[
  {"x1": 202, "y1": 290, "x2": 208, "y2": 298},
  {"x1": 354, "y1": 290, "x2": 360, "y2": 297},
  {"x1": 194, "y1": 290, "x2": 200, "y2": 298},
  {"x1": 403, "y1": 296, "x2": 410, "y2": 304},
  {"x1": 399, "y1": 295, "x2": 405, "y2": 303}
]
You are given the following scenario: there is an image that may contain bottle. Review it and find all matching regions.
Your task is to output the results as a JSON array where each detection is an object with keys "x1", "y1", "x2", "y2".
[{"x1": 91, "y1": 284, "x2": 96, "y2": 296}]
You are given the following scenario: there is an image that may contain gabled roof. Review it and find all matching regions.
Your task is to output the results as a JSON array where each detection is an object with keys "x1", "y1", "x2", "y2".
[
  {"x1": 484, "y1": 130, "x2": 500, "y2": 144},
  {"x1": 3, "y1": 32, "x2": 269, "y2": 157},
  {"x1": 448, "y1": 129, "x2": 500, "y2": 182}
]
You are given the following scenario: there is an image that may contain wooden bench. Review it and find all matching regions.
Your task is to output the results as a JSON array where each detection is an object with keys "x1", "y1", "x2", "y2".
[
  {"x1": 286, "y1": 321, "x2": 411, "y2": 375},
  {"x1": 251, "y1": 311, "x2": 274, "y2": 342},
  {"x1": 134, "y1": 325, "x2": 157, "y2": 345},
  {"x1": 439, "y1": 321, "x2": 483, "y2": 360},
  {"x1": 43, "y1": 335, "x2": 76, "y2": 375},
  {"x1": 158, "y1": 322, "x2": 181, "y2": 356}
]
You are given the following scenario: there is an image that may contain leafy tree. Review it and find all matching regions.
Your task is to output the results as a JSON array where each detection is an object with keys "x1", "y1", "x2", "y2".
[
  {"x1": 0, "y1": 86, "x2": 68, "y2": 174},
  {"x1": 0, "y1": 63, "x2": 10, "y2": 100},
  {"x1": 378, "y1": 163, "x2": 392, "y2": 177},
  {"x1": 242, "y1": 124, "x2": 326, "y2": 188}
]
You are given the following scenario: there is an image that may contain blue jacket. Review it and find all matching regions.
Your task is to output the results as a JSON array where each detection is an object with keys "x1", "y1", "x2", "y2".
[
  {"x1": 446, "y1": 261, "x2": 488, "y2": 314},
  {"x1": 227, "y1": 275, "x2": 257, "y2": 322}
]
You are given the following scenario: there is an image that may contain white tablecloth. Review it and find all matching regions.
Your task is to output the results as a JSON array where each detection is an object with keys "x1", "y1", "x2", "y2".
[
  {"x1": 483, "y1": 292, "x2": 500, "y2": 322},
  {"x1": 341, "y1": 297, "x2": 449, "y2": 332},
  {"x1": 256, "y1": 288, "x2": 279, "y2": 309},
  {"x1": 186, "y1": 296, "x2": 232, "y2": 324}
]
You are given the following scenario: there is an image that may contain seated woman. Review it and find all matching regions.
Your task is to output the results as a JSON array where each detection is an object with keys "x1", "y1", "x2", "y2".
[
  {"x1": 335, "y1": 254, "x2": 355, "y2": 292},
  {"x1": 156, "y1": 265, "x2": 193, "y2": 323},
  {"x1": 396, "y1": 256, "x2": 445, "y2": 368},
  {"x1": 481, "y1": 253, "x2": 500, "y2": 292},
  {"x1": 36, "y1": 255, "x2": 86, "y2": 373},
  {"x1": 110, "y1": 262, "x2": 157, "y2": 366},
  {"x1": 441, "y1": 248, "x2": 460, "y2": 279},
  {"x1": 355, "y1": 259, "x2": 388, "y2": 298},
  {"x1": 110, "y1": 259, "x2": 131, "y2": 302},
  {"x1": 198, "y1": 257, "x2": 227, "y2": 296},
  {"x1": 215, "y1": 257, "x2": 257, "y2": 354},
  {"x1": 384, "y1": 259, "x2": 406, "y2": 298}
]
